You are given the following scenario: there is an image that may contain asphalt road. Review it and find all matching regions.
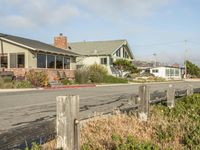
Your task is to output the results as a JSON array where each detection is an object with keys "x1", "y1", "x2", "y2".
[{"x1": 0, "y1": 81, "x2": 200, "y2": 133}]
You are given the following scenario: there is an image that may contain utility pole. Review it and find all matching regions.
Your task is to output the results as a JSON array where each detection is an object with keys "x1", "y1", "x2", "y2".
[
  {"x1": 153, "y1": 53, "x2": 157, "y2": 67},
  {"x1": 184, "y1": 40, "x2": 187, "y2": 79}
]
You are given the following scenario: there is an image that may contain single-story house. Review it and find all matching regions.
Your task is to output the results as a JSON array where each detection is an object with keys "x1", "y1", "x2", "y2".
[
  {"x1": 0, "y1": 33, "x2": 79, "y2": 80},
  {"x1": 68, "y1": 39, "x2": 134, "y2": 76},
  {"x1": 150, "y1": 66, "x2": 182, "y2": 79}
]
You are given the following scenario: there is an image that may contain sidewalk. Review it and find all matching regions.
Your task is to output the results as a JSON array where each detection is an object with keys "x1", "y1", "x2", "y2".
[
  {"x1": 0, "y1": 80, "x2": 193, "y2": 93},
  {"x1": 184, "y1": 79, "x2": 200, "y2": 82},
  {"x1": 0, "y1": 88, "x2": 43, "y2": 93}
]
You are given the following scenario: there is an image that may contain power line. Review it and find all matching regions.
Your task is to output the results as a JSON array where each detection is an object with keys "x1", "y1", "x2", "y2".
[{"x1": 133, "y1": 40, "x2": 185, "y2": 47}]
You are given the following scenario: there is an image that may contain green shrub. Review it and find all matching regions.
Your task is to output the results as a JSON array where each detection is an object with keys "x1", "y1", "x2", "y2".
[
  {"x1": 0, "y1": 77, "x2": 14, "y2": 89},
  {"x1": 26, "y1": 70, "x2": 48, "y2": 87},
  {"x1": 25, "y1": 142, "x2": 41, "y2": 150},
  {"x1": 61, "y1": 78, "x2": 72, "y2": 85},
  {"x1": 89, "y1": 64, "x2": 108, "y2": 83},
  {"x1": 111, "y1": 134, "x2": 159, "y2": 150},
  {"x1": 14, "y1": 80, "x2": 33, "y2": 88},
  {"x1": 153, "y1": 94, "x2": 200, "y2": 149},
  {"x1": 103, "y1": 75, "x2": 128, "y2": 83},
  {"x1": 75, "y1": 67, "x2": 90, "y2": 84}
]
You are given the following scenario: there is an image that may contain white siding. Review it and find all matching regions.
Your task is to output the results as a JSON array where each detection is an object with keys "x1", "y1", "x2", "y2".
[{"x1": 150, "y1": 67, "x2": 181, "y2": 79}]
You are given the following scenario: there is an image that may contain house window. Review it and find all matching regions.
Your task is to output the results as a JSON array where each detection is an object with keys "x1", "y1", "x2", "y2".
[
  {"x1": 123, "y1": 49, "x2": 129, "y2": 58},
  {"x1": 165, "y1": 69, "x2": 170, "y2": 76},
  {"x1": 116, "y1": 49, "x2": 121, "y2": 57},
  {"x1": 64, "y1": 57, "x2": 70, "y2": 69},
  {"x1": 170, "y1": 68, "x2": 174, "y2": 76},
  {"x1": 47, "y1": 55, "x2": 55, "y2": 68},
  {"x1": 175, "y1": 69, "x2": 179, "y2": 76},
  {"x1": 37, "y1": 53, "x2": 46, "y2": 68},
  {"x1": 18, "y1": 54, "x2": 25, "y2": 68},
  {"x1": 152, "y1": 69, "x2": 159, "y2": 73},
  {"x1": 10, "y1": 53, "x2": 24, "y2": 68},
  {"x1": 56, "y1": 56, "x2": 63, "y2": 69},
  {"x1": 0, "y1": 54, "x2": 8, "y2": 68},
  {"x1": 100, "y1": 58, "x2": 107, "y2": 65}
]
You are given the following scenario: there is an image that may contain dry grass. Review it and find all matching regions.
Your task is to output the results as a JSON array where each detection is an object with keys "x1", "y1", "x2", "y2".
[
  {"x1": 43, "y1": 108, "x2": 187, "y2": 150},
  {"x1": 80, "y1": 109, "x2": 184, "y2": 150}
]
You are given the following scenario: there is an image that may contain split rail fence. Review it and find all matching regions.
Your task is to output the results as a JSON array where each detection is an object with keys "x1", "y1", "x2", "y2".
[{"x1": 0, "y1": 84, "x2": 200, "y2": 149}]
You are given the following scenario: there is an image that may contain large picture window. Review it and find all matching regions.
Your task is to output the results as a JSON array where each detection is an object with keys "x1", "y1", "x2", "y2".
[
  {"x1": 56, "y1": 56, "x2": 63, "y2": 69},
  {"x1": 64, "y1": 57, "x2": 70, "y2": 69},
  {"x1": 10, "y1": 53, "x2": 24, "y2": 68},
  {"x1": 18, "y1": 54, "x2": 25, "y2": 68},
  {"x1": 37, "y1": 53, "x2": 46, "y2": 68},
  {"x1": 0, "y1": 54, "x2": 8, "y2": 68},
  {"x1": 47, "y1": 55, "x2": 55, "y2": 68},
  {"x1": 175, "y1": 69, "x2": 179, "y2": 76}
]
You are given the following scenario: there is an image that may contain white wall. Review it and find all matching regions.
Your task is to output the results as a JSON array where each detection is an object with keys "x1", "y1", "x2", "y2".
[{"x1": 150, "y1": 67, "x2": 181, "y2": 79}]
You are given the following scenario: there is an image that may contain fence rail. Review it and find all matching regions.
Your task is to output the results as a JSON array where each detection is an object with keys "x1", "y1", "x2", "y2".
[{"x1": 1, "y1": 85, "x2": 200, "y2": 149}]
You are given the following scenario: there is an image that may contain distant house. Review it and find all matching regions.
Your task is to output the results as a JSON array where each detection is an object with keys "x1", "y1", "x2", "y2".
[
  {"x1": 150, "y1": 66, "x2": 182, "y2": 79},
  {"x1": 0, "y1": 33, "x2": 79, "y2": 80},
  {"x1": 69, "y1": 39, "x2": 134, "y2": 76}
]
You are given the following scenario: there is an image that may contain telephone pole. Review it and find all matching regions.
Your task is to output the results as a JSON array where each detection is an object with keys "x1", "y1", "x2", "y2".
[{"x1": 153, "y1": 53, "x2": 157, "y2": 67}]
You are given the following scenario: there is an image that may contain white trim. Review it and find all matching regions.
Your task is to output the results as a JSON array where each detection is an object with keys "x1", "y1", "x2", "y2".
[
  {"x1": 0, "y1": 37, "x2": 35, "y2": 51},
  {"x1": 111, "y1": 40, "x2": 134, "y2": 59},
  {"x1": 111, "y1": 41, "x2": 126, "y2": 56}
]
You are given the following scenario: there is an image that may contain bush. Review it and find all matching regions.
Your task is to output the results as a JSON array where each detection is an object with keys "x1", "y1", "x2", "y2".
[
  {"x1": 89, "y1": 64, "x2": 108, "y2": 83},
  {"x1": 61, "y1": 78, "x2": 72, "y2": 85},
  {"x1": 0, "y1": 77, "x2": 14, "y2": 89},
  {"x1": 14, "y1": 80, "x2": 33, "y2": 88},
  {"x1": 111, "y1": 134, "x2": 159, "y2": 150},
  {"x1": 103, "y1": 75, "x2": 128, "y2": 83},
  {"x1": 75, "y1": 67, "x2": 90, "y2": 84},
  {"x1": 26, "y1": 70, "x2": 48, "y2": 87}
]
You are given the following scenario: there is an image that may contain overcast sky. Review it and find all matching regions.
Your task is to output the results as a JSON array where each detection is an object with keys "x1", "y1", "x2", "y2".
[{"x1": 0, "y1": 0, "x2": 200, "y2": 66}]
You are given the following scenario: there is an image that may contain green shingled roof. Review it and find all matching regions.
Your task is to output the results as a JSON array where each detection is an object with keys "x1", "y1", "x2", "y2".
[
  {"x1": 0, "y1": 33, "x2": 79, "y2": 56},
  {"x1": 69, "y1": 39, "x2": 127, "y2": 56}
]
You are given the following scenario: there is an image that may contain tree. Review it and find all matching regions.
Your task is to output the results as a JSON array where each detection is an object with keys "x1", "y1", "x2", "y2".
[
  {"x1": 186, "y1": 60, "x2": 200, "y2": 78},
  {"x1": 113, "y1": 59, "x2": 138, "y2": 77}
]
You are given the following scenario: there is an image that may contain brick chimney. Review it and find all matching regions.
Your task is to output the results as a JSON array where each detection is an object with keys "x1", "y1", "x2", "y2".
[{"x1": 54, "y1": 33, "x2": 68, "y2": 49}]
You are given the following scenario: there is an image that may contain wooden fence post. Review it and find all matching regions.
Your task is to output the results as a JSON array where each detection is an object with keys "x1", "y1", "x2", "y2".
[
  {"x1": 187, "y1": 85, "x2": 193, "y2": 96},
  {"x1": 56, "y1": 95, "x2": 80, "y2": 150},
  {"x1": 138, "y1": 85, "x2": 150, "y2": 121},
  {"x1": 167, "y1": 84, "x2": 175, "y2": 109}
]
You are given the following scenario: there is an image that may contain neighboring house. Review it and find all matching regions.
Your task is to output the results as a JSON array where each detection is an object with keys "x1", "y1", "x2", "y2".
[
  {"x1": 133, "y1": 60, "x2": 155, "y2": 74},
  {"x1": 69, "y1": 39, "x2": 134, "y2": 76},
  {"x1": 150, "y1": 66, "x2": 182, "y2": 79},
  {"x1": 0, "y1": 33, "x2": 79, "y2": 80}
]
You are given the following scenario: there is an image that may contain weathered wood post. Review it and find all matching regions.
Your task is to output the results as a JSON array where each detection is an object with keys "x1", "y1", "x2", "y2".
[
  {"x1": 138, "y1": 85, "x2": 150, "y2": 121},
  {"x1": 186, "y1": 85, "x2": 193, "y2": 96},
  {"x1": 167, "y1": 84, "x2": 175, "y2": 109},
  {"x1": 56, "y1": 95, "x2": 80, "y2": 150}
]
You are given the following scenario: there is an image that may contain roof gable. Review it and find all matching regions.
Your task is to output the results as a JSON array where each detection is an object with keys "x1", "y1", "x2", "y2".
[
  {"x1": 0, "y1": 33, "x2": 79, "y2": 56},
  {"x1": 69, "y1": 39, "x2": 127, "y2": 56}
]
